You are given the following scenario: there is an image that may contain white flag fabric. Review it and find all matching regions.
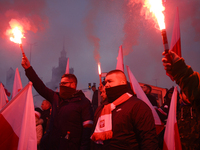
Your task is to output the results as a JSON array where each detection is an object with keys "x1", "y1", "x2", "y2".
[
  {"x1": 0, "y1": 82, "x2": 37, "y2": 150},
  {"x1": 116, "y1": 45, "x2": 124, "y2": 72},
  {"x1": 163, "y1": 86, "x2": 182, "y2": 150},
  {"x1": 126, "y1": 65, "x2": 162, "y2": 125},
  {"x1": 0, "y1": 83, "x2": 8, "y2": 110},
  {"x1": 170, "y1": 7, "x2": 181, "y2": 57},
  {"x1": 65, "y1": 58, "x2": 69, "y2": 74},
  {"x1": 12, "y1": 68, "x2": 23, "y2": 99}
]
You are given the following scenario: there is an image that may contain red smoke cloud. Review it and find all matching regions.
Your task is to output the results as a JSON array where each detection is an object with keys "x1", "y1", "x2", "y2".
[
  {"x1": 122, "y1": 1, "x2": 143, "y2": 56},
  {"x1": 84, "y1": 1, "x2": 101, "y2": 63},
  {"x1": 85, "y1": 0, "x2": 200, "y2": 59},
  {"x1": 0, "y1": 0, "x2": 48, "y2": 39}
]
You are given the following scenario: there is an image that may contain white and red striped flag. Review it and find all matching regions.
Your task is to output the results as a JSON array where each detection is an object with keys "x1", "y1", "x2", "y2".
[
  {"x1": 12, "y1": 68, "x2": 23, "y2": 99},
  {"x1": 170, "y1": 7, "x2": 181, "y2": 57},
  {"x1": 163, "y1": 86, "x2": 182, "y2": 150},
  {"x1": 0, "y1": 82, "x2": 37, "y2": 150},
  {"x1": 65, "y1": 58, "x2": 69, "y2": 74},
  {"x1": 116, "y1": 45, "x2": 124, "y2": 72},
  {"x1": 0, "y1": 83, "x2": 8, "y2": 110},
  {"x1": 126, "y1": 66, "x2": 163, "y2": 134}
]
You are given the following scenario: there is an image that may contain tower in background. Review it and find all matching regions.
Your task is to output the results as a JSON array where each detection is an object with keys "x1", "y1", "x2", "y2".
[{"x1": 46, "y1": 44, "x2": 74, "y2": 90}]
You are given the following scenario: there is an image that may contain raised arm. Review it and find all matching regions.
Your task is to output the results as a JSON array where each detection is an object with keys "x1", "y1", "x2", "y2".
[
  {"x1": 162, "y1": 50, "x2": 200, "y2": 107},
  {"x1": 21, "y1": 54, "x2": 55, "y2": 103}
]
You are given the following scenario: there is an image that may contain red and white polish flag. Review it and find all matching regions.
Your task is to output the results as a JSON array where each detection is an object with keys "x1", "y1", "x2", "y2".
[
  {"x1": 12, "y1": 68, "x2": 23, "y2": 99},
  {"x1": 0, "y1": 83, "x2": 8, "y2": 110},
  {"x1": 116, "y1": 45, "x2": 124, "y2": 72},
  {"x1": 126, "y1": 66, "x2": 163, "y2": 134},
  {"x1": 170, "y1": 7, "x2": 181, "y2": 57},
  {"x1": 163, "y1": 86, "x2": 182, "y2": 150},
  {"x1": 65, "y1": 58, "x2": 69, "y2": 74},
  {"x1": 0, "y1": 82, "x2": 37, "y2": 150}
]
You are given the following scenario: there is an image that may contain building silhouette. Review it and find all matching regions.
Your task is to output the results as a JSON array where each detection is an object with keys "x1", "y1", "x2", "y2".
[{"x1": 46, "y1": 45, "x2": 74, "y2": 90}]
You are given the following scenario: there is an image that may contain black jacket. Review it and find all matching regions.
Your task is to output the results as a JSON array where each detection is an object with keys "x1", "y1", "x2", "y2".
[
  {"x1": 25, "y1": 67, "x2": 93, "y2": 150},
  {"x1": 41, "y1": 108, "x2": 51, "y2": 134},
  {"x1": 92, "y1": 96, "x2": 159, "y2": 150}
]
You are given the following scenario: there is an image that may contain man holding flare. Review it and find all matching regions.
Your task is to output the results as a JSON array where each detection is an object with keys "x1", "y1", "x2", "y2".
[{"x1": 21, "y1": 54, "x2": 93, "y2": 150}]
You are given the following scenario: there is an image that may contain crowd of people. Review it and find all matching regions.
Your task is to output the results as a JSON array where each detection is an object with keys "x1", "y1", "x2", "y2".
[{"x1": 16, "y1": 49, "x2": 200, "y2": 150}]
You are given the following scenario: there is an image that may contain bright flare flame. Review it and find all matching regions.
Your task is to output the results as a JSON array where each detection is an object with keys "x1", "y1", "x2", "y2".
[
  {"x1": 9, "y1": 27, "x2": 24, "y2": 44},
  {"x1": 98, "y1": 63, "x2": 101, "y2": 75},
  {"x1": 143, "y1": 0, "x2": 166, "y2": 30},
  {"x1": 6, "y1": 19, "x2": 25, "y2": 44}
]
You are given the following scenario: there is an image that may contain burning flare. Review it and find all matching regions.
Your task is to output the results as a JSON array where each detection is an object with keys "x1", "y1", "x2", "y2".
[
  {"x1": 98, "y1": 63, "x2": 102, "y2": 85},
  {"x1": 6, "y1": 19, "x2": 26, "y2": 56},
  {"x1": 9, "y1": 27, "x2": 24, "y2": 44},
  {"x1": 98, "y1": 63, "x2": 101, "y2": 75},
  {"x1": 10, "y1": 27, "x2": 24, "y2": 44},
  {"x1": 6, "y1": 19, "x2": 25, "y2": 44},
  {"x1": 143, "y1": 0, "x2": 169, "y2": 53},
  {"x1": 143, "y1": 0, "x2": 166, "y2": 30}
]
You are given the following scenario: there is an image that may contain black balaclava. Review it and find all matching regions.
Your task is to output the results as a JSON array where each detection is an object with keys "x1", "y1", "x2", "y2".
[
  {"x1": 105, "y1": 84, "x2": 128, "y2": 103},
  {"x1": 59, "y1": 86, "x2": 76, "y2": 99}
]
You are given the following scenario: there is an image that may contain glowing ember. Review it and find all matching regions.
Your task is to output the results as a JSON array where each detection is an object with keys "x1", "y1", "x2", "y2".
[
  {"x1": 143, "y1": 0, "x2": 166, "y2": 30},
  {"x1": 98, "y1": 63, "x2": 101, "y2": 75}
]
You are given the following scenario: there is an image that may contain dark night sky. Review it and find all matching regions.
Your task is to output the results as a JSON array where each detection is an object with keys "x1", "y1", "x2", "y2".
[{"x1": 0, "y1": 0, "x2": 200, "y2": 93}]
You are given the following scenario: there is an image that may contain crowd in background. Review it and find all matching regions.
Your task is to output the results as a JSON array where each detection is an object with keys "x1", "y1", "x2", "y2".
[{"x1": 1, "y1": 49, "x2": 200, "y2": 150}]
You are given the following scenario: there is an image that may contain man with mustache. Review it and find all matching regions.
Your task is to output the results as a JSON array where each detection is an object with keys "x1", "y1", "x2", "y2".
[{"x1": 21, "y1": 55, "x2": 93, "y2": 150}]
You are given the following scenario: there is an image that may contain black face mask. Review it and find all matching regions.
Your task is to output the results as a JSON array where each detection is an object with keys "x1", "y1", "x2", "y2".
[
  {"x1": 105, "y1": 85, "x2": 128, "y2": 103},
  {"x1": 59, "y1": 86, "x2": 76, "y2": 99}
]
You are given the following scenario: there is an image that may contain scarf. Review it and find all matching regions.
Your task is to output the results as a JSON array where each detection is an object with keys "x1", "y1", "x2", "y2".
[
  {"x1": 59, "y1": 86, "x2": 76, "y2": 99},
  {"x1": 91, "y1": 93, "x2": 131, "y2": 142},
  {"x1": 106, "y1": 84, "x2": 129, "y2": 103}
]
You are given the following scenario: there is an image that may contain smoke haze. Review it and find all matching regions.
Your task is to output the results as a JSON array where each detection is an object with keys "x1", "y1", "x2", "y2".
[{"x1": 0, "y1": 0, "x2": 200, "y2": 96}]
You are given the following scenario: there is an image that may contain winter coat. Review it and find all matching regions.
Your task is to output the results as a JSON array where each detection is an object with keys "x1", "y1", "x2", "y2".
[
  {"x1": 25, "y1": 67, "x2": 93, "y2": 150},
  {"x1": 91, "y1": 96, "x2": 159, "y2": 150}
]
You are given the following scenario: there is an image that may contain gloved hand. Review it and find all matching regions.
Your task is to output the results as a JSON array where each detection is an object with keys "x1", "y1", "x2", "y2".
[
  {"x1": 21, "y1": 54, "x2": 31, "y2": 69},
  {"x1": 162, "y1": 50, "x2": 181, "y2": 71}
]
